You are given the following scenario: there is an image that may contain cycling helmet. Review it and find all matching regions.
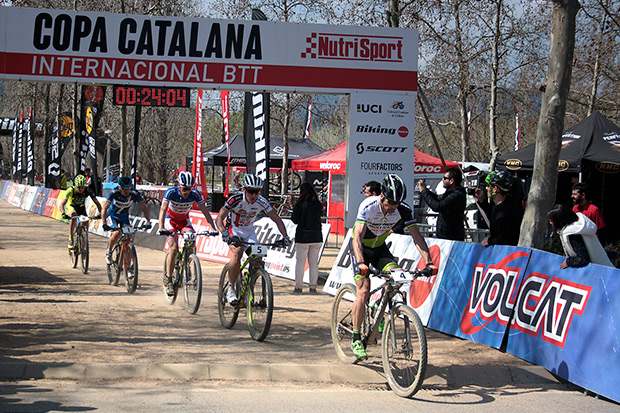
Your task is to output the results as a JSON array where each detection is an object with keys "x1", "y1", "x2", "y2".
[
  {"x1": 242, "y1": 173, "x2": 263, "y2": 189},
  {"x1": 381, "y1": 174, "x2": 407, "y2": 203},
  {"x1": 178, "y1": 171, "x2": 195, "y2": 188},
  {"x1": 73, "y1": 174, "x2": 87, "y2": 187},
  {"x1": 118, "y1": 176, "x2": 132, "y2": 189},
  {"x1": 485, "y1": 171, "x2": 513, "y2": 192}
]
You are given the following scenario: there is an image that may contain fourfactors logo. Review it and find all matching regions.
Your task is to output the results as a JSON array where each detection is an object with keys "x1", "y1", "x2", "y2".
[
  {"x1": 460, "y1": 251, "x2": 592, "y2": 348},
  {"x1": 301, "y1": 32, "x2": 404, "y2": 62}
]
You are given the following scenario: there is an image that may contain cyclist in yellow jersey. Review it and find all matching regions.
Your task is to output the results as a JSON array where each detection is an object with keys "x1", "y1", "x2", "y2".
[
  {"x1": 59, "y1": 174, "x2": 102, "y2": 249},
  {"x1": 350, "y1": 174, "x2": 436, "y2": 360}
]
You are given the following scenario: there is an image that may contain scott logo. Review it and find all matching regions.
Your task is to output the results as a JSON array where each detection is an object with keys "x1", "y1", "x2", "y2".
[
  {"x1": 357, "y1": 104, "x2": 381, "y2": 113},
  {"x1": 301, "y1": 32, "x2": 403, "y2": 62},
  {"x1": 356, "y1": 143, "x2": 407, "y2": 154},
  {"x1": 511, "y1": 273, "x2": 591, "y2": 348}
]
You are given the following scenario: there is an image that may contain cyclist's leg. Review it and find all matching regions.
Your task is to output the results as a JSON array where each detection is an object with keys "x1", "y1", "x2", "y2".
[
  {"x1": 163, "y1": 216, "x2": 181, "y2": 281},
  {"x1": 67, "y1": 205, "x2": 78, "y2": 246},
  {"x1": 106, "y1": 215, "x2": 124, "y2": 258},
  {"x1": 227, "y1": 226, "x2": 256, "y2": 285}
]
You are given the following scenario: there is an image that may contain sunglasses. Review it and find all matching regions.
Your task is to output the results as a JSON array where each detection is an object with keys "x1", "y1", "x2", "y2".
[
  {"x1": 442, "y1": 176, "x2": 451, "y2": 180},
  {"x1": 77, "y1": 186, "x2": 85, "y2": 189},
  {"x1": 385, "y1": 199, "x2": 400, "y2": 206},
  {"x1": 246, "y1": 189, "x2": 260, "y2": 195}
]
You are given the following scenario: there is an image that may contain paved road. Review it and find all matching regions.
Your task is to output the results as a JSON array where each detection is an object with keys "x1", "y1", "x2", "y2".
[{"x1": 1, "y1": 199, "x2": 617, "y2": 409}]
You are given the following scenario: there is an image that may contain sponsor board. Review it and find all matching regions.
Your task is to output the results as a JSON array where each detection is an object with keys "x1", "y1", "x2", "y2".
[
  {"x1": 0, "y1": 7, "x2": 417, "y2": 93},
  {"x1": 427, "y1": 242, "x2": 532, "y2": 349},
  {"x1": 506, "y1": 249, "x2": 620, "y2": 402}
]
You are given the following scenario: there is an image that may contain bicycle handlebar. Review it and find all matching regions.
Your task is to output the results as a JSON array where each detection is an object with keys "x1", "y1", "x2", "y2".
[
  {"x1": 228, "y1": 238, "x2": 289, "y2": 249},
  {"x1": 108, "y1": 223, "x2": 151, "y2": 231},
  {"x1": 368, "y1": 267, "x2": 429, "y2": 282},
  {"x1": 158, "y1": 229, "x2": 220, "y2": 237}
]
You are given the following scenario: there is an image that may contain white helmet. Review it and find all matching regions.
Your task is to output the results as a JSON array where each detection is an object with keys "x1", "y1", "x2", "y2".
[
  {"x1": 242, "y1": 174, "x2": 263, "y2": 189},
  {"x1": 178, "y1": 171, "x2": 195, "y2": 188}
]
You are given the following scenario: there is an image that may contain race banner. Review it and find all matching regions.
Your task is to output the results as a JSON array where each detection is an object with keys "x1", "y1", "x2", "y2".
[
  {"x1": 192, "y1": 90, "x2": 209, "y2": 201},
  {"x1": 16, "y1": 110, "x2": 23, "y2": 182},
  {"x1": 324, "y1": 230, "x2": 453, "y2": 325},
  {"x1": 221, "y1": 90, "x2": 230, "y2": 197},
  {"x1": 345, "y1": 92, "x2": 416, "y2": 227},
  {"x1": 505, "y1": 248, "x2": 620, "y2": 403},
  {"x1": 243, "y1": 91, "x2": 270, "y2": 197},
  {"x1": 304, "y1": 97, "x2": 313, "y2": 139},
  {"x1": 25, "y1": 108, "x2": 34, "y2": 185},
  {"x1": 0, "y1": 7, "x2": 418, "y2": 94},
  {"x1": 11, "y1": 111, "x2": 18, "y2": 180},
  {"x1": 427, "y1": 242, "x2": 532, "y2": 349}
]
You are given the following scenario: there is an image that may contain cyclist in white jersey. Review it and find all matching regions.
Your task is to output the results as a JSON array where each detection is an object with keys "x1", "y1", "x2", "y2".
[
  {"x1": 216, "y1": 173, "x2": 291, "y2": 304},
  {"x1": 350, "y1": 174, "x2": 436, "y2": 360}
]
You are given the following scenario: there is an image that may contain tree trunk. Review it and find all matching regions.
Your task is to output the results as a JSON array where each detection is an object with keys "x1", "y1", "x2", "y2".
[
  {"x1": 489, "y1": 0, "x2": 502, "y2": 170},
  {"x1": 387, "y1": 0, "x2": 399, "y2": 27},
  {"x1": 587, "y1": 9, "x2": 606, "y2": 116},
  {"x1": 519, "y1": 0, "x2": 580, "y2": 249},
  {"x1": 455, "y1": 1, "x2": 470, "y2": 162}
]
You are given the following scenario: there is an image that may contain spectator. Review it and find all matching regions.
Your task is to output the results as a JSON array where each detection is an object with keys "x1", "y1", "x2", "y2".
[
  {"x1": 291, "y1": 183, "x2": 323, "y2": 294},
  {"x1": 363, "y1": 180, "x2": 381, "y2": 197},
  {"x1": 417, "y1": 167, "x2": 467, "y2": 241},
  {"x1": 571, "y1": 182, "x2": 606, "y2": 241},
  {"x1": 548, "y1": 204, "x2": 613, "y2": 268},
  {"x1": 474, "y1": 171, "x2": 521, "y2": 247}
]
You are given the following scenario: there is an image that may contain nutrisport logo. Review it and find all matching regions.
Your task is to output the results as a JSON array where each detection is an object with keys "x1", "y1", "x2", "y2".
[
  {"x1": 460, "y1": 251, "x2": 592, "y2": 348},
  {"x1": 300, "y1": 32, "x2": 404, "y2": 62}
]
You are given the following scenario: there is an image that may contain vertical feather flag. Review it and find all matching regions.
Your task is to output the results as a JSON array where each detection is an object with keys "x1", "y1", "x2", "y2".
[
  {"x1": 193, "y1": 90, "x2": 209, "y2": 202},
  {"x1": 514, "y1": 104, "x2": 520, "y2": 151},
  {"x1": 304, "y1": 97, "x2": 313, "y2": 139},
  {"x1": 221, "y1": 91, "x2": 230, "y2": 197}
]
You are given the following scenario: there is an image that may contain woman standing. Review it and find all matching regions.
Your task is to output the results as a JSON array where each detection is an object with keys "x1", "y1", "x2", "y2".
[
  {"x1": 291, "y1": 183, "x2": 324, "y2": 293},
  {"x1": 547, "y1": 204, "x2": 613, "y2": 268}
]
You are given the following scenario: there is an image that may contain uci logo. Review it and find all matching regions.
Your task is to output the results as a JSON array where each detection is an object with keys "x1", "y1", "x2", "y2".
[{"x1": 357, "y1": 104, "x2": 382, "y2": 113}]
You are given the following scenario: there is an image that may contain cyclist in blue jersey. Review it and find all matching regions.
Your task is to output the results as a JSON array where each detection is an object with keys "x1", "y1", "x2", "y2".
[
  {"x1": 216, "y1": 173, "x2": 291, "y2": 305},
  {"x1": 158, "y1": 172, "x2": 217, "y2": 295},
  {"x1": 101, "y1": 176, "x2": 152, "y2": 264},
  {"x1": 350, "y1": 174, "x2": 436, "y2": 360}
]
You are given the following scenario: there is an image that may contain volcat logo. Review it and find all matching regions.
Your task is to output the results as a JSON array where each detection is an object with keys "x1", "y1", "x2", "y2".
[
  {"x1": 357, "y1": 104, "x2": 381, "y2": 113},
  {"x1": 301, "y1": 32, "x2": 404, "y2": 62}
]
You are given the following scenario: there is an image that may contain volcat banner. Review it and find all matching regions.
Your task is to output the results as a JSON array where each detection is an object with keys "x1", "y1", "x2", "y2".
[{"x1": 0, "y1": 6, "x2": 418, "y2": 93}]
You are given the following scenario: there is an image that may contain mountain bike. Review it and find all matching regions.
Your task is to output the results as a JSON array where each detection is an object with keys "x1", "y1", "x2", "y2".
[
  {"x1": 159, "y1": 229, "x2": 219, "y2": 314},
  {"x1": 331, "y1": 264, "x2": 428, "y2": 398},
  {"x1": 106, "y1": 223, "x2": 149, "y2": 294},
  {"x1": 68, "y1": 215, "x2": 98, "y2": 274},
  {"x1": 218, "y1": 238, "x2": 288, "y2": 342}
]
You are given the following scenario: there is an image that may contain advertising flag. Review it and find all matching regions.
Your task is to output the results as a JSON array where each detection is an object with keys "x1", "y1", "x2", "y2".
[
  {"x1": 221, "y1": 91, "x2": 230, "y2": 197},
  {"x1": 193, "y1": 90, "x2": 209, "y2": 201}
]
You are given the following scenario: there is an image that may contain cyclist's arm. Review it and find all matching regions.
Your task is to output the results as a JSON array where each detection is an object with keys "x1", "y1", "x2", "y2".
[
  {"x1": 158, "y1": 200, "x2": 169, "y2": 230},
  {"x1": 407, "y1": 224, "x2": 433, "y2": 265},
  {"x1": 265, "y1": 209, "x2": 288, "y2": 238},
  {"x1": 352, "y1": 222, "x2": 367, "y2": 266},
  {"x1": 138, "y1": 200, "x2": 151, "y2": 221},
  {"x1": 89, "y1": 195, "x2": 102, "y2": 214},
  {"x1": 197, "y1": 202, "x2": 216, "y2": 229},
  {"x1": 59, "y1": 197, "x2": 68, "y2": 214},
  {"x1": 215, "y1": 206, "x2": 229, "y2": 233},
  {"x1": 101, "y1": 200, "x2": 110, "y2": 222}
]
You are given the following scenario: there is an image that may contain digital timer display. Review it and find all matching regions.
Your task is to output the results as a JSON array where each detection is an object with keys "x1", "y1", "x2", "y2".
[{"x1": 112, "y1": 86, "x2": 190, "y2": 107}]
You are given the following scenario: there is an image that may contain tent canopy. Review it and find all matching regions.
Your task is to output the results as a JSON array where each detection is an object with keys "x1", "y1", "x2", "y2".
[
  {"x1": 497, "y1": 111, "x2": 620, "y2": 173},
  {"x1": 203, "y1": 134, "x2": 325, "y2": 167},
  {"x1": 291, "y1": 141, "x2": 459, "y2": 174}
]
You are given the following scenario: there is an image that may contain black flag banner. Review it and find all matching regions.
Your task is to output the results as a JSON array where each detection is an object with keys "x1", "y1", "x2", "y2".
[
  {"x1": 25, "y1": 108, "x2": 34, "y2": 185},
  {"x1": 243, "y1": 9, "x2": 270, "y2": 197},
  {"x1": 45, "y1": 100, "x2": 62, "y2": 188},
  {"x1": 80, "y1": 85, "x2": 106, "y2": 193},
  {"x1": 16, "y1": 111, "x2": 23, "y2": 182},
  {"x1": 11, "y1": 111, "x2": 18, "y2": 181}
]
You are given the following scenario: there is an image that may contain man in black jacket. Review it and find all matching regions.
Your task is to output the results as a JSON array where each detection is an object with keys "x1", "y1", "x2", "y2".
[{"x1": 417, "y1": 167, "x2": 467, "y2": 241}]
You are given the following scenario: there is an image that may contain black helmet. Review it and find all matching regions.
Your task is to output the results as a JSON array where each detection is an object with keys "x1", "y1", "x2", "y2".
[
  {"x1": 118, "y1": 176, "x2": 132, "y2": 189},
  {"x1": 381, "y1": 174, "x2": 407, "y2": 203},
  {"x1": 485, "y1": 171, "x2": 512, "y2": 192}
]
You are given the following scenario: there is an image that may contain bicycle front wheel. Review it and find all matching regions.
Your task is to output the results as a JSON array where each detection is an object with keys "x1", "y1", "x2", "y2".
[
  {"x1": 381, "y1": 305, "x2": 427, "y2": 398},
  {"x1": 330, "y1": 283, "x2": 364, "y2": 364},
  {"x1": 79, "y1": 230, "x2": 89, "y2": 274},
  {"x1": 247, "y1": 268, "x2": 273, "y2": 342},
  {"x1": 218, "y1": 264, "x2": 239, "y2": 328},
  {"x1": 183, "y1": 254, "x2": 203, "y2": 315},
  {"x1": 107, "y1": 245, "x2": 121, "y2": 286},
  {"x1": 123, "y1": 243, "x2": 139, "y2": 294}
]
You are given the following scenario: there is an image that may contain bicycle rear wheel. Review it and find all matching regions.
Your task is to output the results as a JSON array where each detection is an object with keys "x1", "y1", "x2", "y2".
[
  {"x1": 107, "y1": 244, "x2": 121, "y2": 286},
  {"x1": 163, "y1": 252, "x2": 179, "y2": 304},
  {"x1": 382, "y1": 305, "x2": 427, "y2": 398},
  {"x1": 247, "y1": 268, "x2": 273, "y2": 342},
  {"x1": 218, "y1": 264, "x2": 239, "y2": 328},
  {"x1": 79, "y1": 230, "x2": 89, "y2": 274},
  {"x1": 330, "y1": 283, "x2": 366, "y2": 364},
  {"x1": 183, "y1": 254, "x2": 203, "y2": 315},
  {"x1": 123, "y1": 243, "x2": 139, "y2": 294}
]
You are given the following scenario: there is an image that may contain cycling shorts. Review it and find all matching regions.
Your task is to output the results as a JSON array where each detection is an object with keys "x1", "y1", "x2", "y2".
[
  {"x1": 354, "y1": 243, "x2": 399, "y2": 281},
  {"x1": 164, "y1": 216, "x2": 194, "y2": 241},
  {"x1": 67, "y1": 204, "x2": 87, "y2": 217},
  {"x1": 227, "y1": 225, "x2": 258, "y2": 244},
  {"x1": 106, "y1": 213, "x2": 130, "y2": 228}
]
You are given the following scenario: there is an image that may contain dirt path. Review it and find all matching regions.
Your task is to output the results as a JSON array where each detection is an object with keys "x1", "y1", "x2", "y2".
[{"x1": 0, "y1": 199, "x2": 527, "y2": 370}]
